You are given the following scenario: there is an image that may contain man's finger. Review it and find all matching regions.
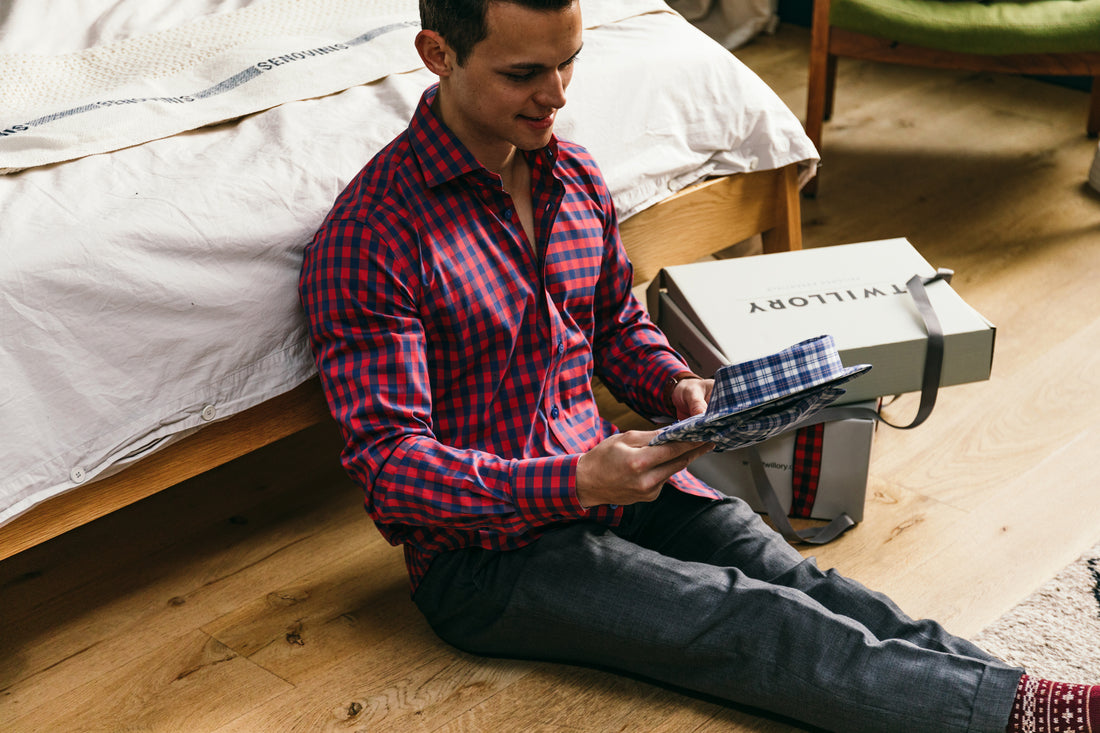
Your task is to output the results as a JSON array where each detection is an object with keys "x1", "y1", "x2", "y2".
[{"x1": 655, "y1": 440, "x2": 713, "y2": 473}]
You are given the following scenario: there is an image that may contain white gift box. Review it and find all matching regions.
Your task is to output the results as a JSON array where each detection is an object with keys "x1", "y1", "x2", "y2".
[{"x1": 647, "y1": 238, "x2": 995, "y2": 404}]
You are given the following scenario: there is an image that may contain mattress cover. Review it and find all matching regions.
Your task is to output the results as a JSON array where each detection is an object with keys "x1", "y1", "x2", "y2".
[{"x1": 0, "y1": 0, "x2": 817, "y2": 526}]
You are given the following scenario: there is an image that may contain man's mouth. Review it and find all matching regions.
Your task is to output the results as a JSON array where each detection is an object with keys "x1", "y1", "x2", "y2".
[{"x1": 519, "y1": 112, "x2": 555, "y2": 130}]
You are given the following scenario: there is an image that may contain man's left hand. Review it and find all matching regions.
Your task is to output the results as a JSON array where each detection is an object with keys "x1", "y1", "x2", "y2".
[{"x1": 670, "y1": 377, "x2": 713, "y2": 420}]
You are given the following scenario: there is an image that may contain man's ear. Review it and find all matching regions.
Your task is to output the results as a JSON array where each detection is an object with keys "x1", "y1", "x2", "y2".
[{"x1": 415, "y1": 30, "x2": 453, "y2": 77}]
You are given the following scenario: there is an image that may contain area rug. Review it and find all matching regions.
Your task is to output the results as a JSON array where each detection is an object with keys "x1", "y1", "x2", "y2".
[{"x1": 973, "y1": 539, "x2": 1100, "y2": 684}]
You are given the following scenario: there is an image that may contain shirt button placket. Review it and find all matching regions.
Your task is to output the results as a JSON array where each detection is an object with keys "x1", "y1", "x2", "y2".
[{"x1": 550, "y1": 336, "x2": 565, "y2": 420}]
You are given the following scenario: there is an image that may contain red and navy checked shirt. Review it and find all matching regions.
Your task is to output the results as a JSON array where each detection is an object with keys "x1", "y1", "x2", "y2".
[{"x1": 300, "y1": 84, "x2": 722, "y2": 591}]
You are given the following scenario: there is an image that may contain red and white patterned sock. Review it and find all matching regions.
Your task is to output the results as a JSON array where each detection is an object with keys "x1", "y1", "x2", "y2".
[{"x1": 1006, "y1": 674, "x2": 1099, "y2": 732}]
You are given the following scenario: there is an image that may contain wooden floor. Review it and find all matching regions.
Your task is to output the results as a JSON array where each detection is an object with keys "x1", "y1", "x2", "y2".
[{"x1": 3, "y1": 24, "x2": 1100, "y2": 732}]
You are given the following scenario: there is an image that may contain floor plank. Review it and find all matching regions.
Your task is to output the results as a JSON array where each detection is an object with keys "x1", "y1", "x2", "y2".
[
  {"x1": 6, "y1": 629, "x2": 291, "y2": 732},
  {"x1": 201, "y1": 533, "x2": 415, "y2": 685}
]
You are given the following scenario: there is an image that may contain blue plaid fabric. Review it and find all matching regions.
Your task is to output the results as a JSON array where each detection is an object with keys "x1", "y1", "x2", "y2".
[{"x1": 652, "y1": 335, "x2": 871, "y2": 451}]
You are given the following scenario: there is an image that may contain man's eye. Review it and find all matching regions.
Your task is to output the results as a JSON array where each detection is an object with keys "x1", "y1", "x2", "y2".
[{"x1": 501, "y1": 53, "x2": 577, "y2": 83}]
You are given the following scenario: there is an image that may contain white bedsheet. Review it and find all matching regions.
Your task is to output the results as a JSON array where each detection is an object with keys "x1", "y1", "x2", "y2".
[
  {"x1": 0, "y1": 0, "x2": 674, "y2": 173},
  {"x1": 0, "y1": 0, "x2": 817, "y2": 526}
]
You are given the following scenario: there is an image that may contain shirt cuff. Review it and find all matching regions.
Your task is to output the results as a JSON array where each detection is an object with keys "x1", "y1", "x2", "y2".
[{"x1": 511, "y1": 454, "x2": 588, "y2": 525}]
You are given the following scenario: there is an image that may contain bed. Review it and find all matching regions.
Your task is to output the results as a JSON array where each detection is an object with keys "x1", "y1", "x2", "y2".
[{"x1": 0, "y1": 0, "x2": 818, "y2": 561}]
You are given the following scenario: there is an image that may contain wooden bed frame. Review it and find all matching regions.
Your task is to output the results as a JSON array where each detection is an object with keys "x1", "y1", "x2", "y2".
[{"x1": 0, "y1": 163, "x2": 803, "y2": 562}]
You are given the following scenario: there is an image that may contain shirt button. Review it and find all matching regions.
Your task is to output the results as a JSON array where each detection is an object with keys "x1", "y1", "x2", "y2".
[
  {"x1": 557, "y1": 340, "x2": 565, "y2": 354},
  {"x1": 503, "y1": 208, "x2": 513, "y2": 219},
  {"x1": 550, "y1": 405, "x2": 560, "y2": 419},
  {"x1": 201, "y1": 404, "x2": 217, "y2": 421},
  {"x1": 70, "y1": 467, "x2": 86, "y2": 483}
]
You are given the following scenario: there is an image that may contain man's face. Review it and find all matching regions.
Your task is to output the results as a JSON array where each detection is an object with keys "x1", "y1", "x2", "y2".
[{"x1": 438, "y1": 1, "x2": 583, "y2": 164}]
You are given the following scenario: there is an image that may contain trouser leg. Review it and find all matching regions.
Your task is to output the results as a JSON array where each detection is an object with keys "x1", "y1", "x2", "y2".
[
  {"x1": 621, "y1": 488, "x2": 1005, "y2": 665},
  {"x1": 413, "y1": 490, "x2": 1022, "y2": 733}
]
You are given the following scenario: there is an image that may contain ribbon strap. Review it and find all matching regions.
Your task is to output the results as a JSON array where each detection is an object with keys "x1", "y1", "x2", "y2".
[
  {"x1": 880, "y1": 268, "x2": 953, "y2": 430},
  {"x1": 790, "y1": 422, "x2": 824, "y2": 518},
  {"x1": 746, "y1": 445, "x2": 855, "y2": 544}
]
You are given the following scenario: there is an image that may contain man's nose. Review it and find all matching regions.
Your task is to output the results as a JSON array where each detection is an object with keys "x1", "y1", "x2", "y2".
[{"x1": 536, "y1": 70, "x2": 568, "y2": 109}]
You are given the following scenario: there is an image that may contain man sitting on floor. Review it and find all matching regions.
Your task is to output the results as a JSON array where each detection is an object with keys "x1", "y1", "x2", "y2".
[{"x1": 299, "y1": 0, "x2": 1099, "y2": 730}]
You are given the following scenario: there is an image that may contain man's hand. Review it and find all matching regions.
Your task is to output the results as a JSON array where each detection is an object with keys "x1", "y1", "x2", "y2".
[
  {"x1": 575, "y1": 431, "x2": 713, "y2": 508},
  {"x1": 670, "y1": 377, "x2": 714, "y2": 421}
]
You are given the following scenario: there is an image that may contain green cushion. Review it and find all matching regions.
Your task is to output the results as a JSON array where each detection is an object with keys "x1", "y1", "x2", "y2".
[{"x1": 830, "y1": 0, "x2": 1100, "y2": 54}]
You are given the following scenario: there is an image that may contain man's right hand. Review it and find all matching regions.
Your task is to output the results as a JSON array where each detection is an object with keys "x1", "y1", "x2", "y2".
[{"x1": 575, "y1": 431, "x2": 713, "y2": 508}]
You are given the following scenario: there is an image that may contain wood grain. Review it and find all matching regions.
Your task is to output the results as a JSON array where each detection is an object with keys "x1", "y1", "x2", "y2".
[{"x1": 621, "y1": 165, "x2": 803, "y2": 285}]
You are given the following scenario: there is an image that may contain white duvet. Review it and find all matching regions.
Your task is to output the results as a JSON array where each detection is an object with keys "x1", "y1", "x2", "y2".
[{"x1": 0, "y1": 0, "x2": 817, "y2": 526}]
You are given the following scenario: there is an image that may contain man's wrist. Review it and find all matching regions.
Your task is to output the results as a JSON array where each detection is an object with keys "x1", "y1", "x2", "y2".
[{"x1": 663, "y1": 371, "x2": 703, "y2": 414}]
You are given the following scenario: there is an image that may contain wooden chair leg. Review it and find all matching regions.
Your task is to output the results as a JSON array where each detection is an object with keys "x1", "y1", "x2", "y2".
[
  {"x1": 1088, "y1": 77, "x2": 1099, "y2": 138},
  {"x1": 803, "y1": 0, "x2": 833, "y2": 197},
  {"x1": 823, "y1": 54, "x2": 838, "y2": 122},
  {"x1": 805, "y1": 0, "x2": 831, "y2": 152},
  {"x1": 805, "y1": 60, "x2": 828, "y2": 156},
  {"x1": 804, "y1": 51, "x2": 829, "y2": 197}
]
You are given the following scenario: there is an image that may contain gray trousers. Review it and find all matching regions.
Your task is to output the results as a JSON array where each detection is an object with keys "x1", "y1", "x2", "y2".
[{"x1": 413, "y1": 488, "x2": 1022, "y2": 732}]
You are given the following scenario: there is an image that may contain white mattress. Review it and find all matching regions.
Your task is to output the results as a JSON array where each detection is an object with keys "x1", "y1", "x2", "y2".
[{"x1": 0, "y1": 0, "x2": 818, "y2": 526}]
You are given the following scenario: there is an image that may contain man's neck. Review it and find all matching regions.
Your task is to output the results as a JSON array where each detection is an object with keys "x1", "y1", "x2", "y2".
[
  {"x1": 430, "y1": 90, "x2": 517, "y2": 177},
  {"x1": 499, "y1": 150, "x2": 527, "y2": 193}
]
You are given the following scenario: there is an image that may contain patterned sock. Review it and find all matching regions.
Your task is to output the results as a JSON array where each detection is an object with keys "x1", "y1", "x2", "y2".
[{"x1": 1006, "y1": 674, "x2": 1099, "y2": 732}]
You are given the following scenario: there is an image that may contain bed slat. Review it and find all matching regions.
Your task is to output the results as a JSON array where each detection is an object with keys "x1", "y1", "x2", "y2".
[{"x1": 619, "y1": 164, "x2": 802, "y2": 285}]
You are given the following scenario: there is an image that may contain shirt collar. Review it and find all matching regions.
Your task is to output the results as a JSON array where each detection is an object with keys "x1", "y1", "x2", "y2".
[{"x1": 409, "y1": 83, "x2": 560, "y2": 189}]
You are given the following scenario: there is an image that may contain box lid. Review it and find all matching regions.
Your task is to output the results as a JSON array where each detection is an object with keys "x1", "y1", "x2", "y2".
[{"x1": 647, "y1": 238, "x2": 996, "y2": 402}]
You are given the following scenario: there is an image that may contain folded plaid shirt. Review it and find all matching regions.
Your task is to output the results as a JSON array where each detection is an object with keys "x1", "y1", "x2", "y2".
[{"x1": 652, "y1": 335, "x2": 871, "y2": 451}]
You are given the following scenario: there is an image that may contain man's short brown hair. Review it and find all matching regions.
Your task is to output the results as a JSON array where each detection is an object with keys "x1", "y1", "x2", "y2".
[{"x1": 419, "y1": 0, "x2": 575, "y2": 66}]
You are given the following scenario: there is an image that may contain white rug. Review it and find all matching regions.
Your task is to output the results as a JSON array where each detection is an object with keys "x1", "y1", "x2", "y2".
[{"x1": 973, "y1": 540, "x2": 1100, "y2": 684}]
